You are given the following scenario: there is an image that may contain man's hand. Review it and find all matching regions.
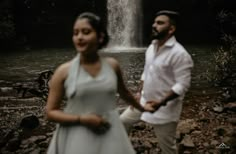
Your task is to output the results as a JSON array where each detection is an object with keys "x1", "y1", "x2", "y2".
[{"x1": 146, "y1": 100, "x2": 166, "y2": 111}]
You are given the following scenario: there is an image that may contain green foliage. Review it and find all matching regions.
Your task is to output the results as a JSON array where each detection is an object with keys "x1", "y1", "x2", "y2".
[
  {"x1": 205, "y1": 37, "x2": 235, "y2": 86},
  {"x1": 204, "y1": 9, "x2": 236, "y2": 87},
  {"x1": 0, "y1": 9, "x2": 15, "y2": 40},
  {"x1": 216, "y1": 10, "x2": 233, "y2": 23}
]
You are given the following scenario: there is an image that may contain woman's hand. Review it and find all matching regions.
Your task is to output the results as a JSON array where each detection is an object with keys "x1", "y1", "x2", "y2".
[
  {"x1": 134, "y1": 92, "x2": 141, "y2": 102},
  {"x1": 143, "y1": 103, "x2": 156, "y2": 112},
  {"x1": 130, "y1": 92, "x2": 142, "y2": 110},
  {"x1": 80, "y1": 114, "x2": 111, "y2": 135},
  {"x1": 145, "y1": 100, "x2": 165, "y2": 112}
]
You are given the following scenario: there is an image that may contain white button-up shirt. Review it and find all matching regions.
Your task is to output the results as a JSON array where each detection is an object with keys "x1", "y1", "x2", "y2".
[{"x1": 141, "y1": 36, "x2": 194, "y2": 124}]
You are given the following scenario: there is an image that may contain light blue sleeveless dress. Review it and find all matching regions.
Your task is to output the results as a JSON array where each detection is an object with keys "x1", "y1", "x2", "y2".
[{"x1": 47, "y1": 54, "x2": 136, "y2": 154}]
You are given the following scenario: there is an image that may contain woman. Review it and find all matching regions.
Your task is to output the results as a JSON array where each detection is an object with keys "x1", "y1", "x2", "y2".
[{"x1": 46, "y1": 12, "x2": 153, "y2": 154}]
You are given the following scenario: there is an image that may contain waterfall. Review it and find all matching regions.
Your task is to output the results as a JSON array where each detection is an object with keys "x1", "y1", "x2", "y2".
[{"x1": 107, "y1": 0, "x2": 142, "y2": 48}]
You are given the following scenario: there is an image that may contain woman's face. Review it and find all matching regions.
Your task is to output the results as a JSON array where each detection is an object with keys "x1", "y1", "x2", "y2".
[{"x1": 72, "y1": 18, "x2": 99, "y2": 54}]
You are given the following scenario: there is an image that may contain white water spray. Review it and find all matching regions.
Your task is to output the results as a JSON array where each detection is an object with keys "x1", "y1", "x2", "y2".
[{"x1": 107, "y1": 0, "x2": 142, "y2": 48}]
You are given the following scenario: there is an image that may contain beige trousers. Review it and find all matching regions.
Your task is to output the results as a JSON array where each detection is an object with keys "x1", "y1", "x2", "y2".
[{"x1": 120, "y1": 106, "x2": 177, "y2": 154}]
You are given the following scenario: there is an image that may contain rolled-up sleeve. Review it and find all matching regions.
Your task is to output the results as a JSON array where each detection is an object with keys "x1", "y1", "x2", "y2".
[{"x1": 171, "y1": 53, "x2": 194, "y2": 95}]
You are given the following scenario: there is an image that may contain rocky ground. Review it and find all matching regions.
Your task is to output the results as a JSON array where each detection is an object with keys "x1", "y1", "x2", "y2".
[{"x1": 0, "y1": 52, "x2": 235, "y2": 154}]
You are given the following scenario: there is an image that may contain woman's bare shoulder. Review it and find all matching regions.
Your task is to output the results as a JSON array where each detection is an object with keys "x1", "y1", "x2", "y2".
[
  {"x1": 104, "y1": 57, "x2": 119, "y2": 71},
  {"x1": 52, "y1": 61, "x2": 72, "y2": 82}
]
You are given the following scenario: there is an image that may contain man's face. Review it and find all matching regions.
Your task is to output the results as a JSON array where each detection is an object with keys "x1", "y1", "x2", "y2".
[{"x1": 151, "y1": 15, "x2": 172, "y2": 40}]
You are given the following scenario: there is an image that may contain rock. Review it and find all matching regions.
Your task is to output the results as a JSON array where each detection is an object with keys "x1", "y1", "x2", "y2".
[
  {"x1": 177, "y1": 119, "x2": 198, "y2": 134},
  {"x1": 229, "y1": 128, "x2": 236, "y2": 136},
  {"x1": 5, "y1": 136, "x2": 21, "y2": 152},
  {"x1": 222, "y1": 136, "x2": 231, "y2": 144},
  {"x1": 0, "y1": 87, "x2": 14, "y2": 93},
  {"x1": 46, "y1": 132, "x2": 54, "y2": 137},
  {"x1": 133, "y1": 123, "x2": 146, "y2": 130},
  {"x1": 224, "y1": 102, "x2": 236, "y2": 112},
  {"x1": 29, "y1": 148, "x2": 41, "y2": 154},
  {"x1": 203, "y1": 142, "x2": 210, "y2": 147},
  {"x1": 228, "y1": 118, "x2": 236, "y2": 125},
  {"x1": 21, "y1": 144, "x2": 38, "y2": 154},
  {"x1": 21, "y1": 135, "x2": 47, "y2": 145},
  {"x1": 213, "y1": 105, "x2": 224, "y2": 113},
  {"x1": 183, "y1": 151, "x2": 192, "y2": 154},
  {"x1": 222, "y1": 88, "x2": 236, "y2": 102},
  {"x1": 210, "y1": 140, "x2": 219, "y2": 146},
  {"x1": 180, "y1": 135, "x2": 195, "y2": 148},
  {"x1": 39, "y1": 139, "x2": 50, "y2": 148},
  {"x1": 191, "y1": 130, "x2": 201, "y2": 135},
  {"x1": 143, "y1": 140, "x2": 152, "y2": 149},
  {"x1": 0, "y1": 129, "x2": 14, "y2": 148}
]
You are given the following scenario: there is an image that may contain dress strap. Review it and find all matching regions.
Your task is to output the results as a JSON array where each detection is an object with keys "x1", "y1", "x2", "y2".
[{"x1": 65, "y1": 53, "x2": 80, "y2": 98}]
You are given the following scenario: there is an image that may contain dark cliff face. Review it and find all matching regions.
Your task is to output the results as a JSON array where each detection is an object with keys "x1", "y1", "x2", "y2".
[
  {"x1": 0, "y1": 0, "x2": 107, "y2": 49},
  {"x1": 0, "y1": 0, "x2": 236, "y2": 50},
  {"x1": 142, "y1": 0, "x2": 210, "y2": 45},
  {"x1": 142, "y1": 0, "x2": 236, "y2": 45}
]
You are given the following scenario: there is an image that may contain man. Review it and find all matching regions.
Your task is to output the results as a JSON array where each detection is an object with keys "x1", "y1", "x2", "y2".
[{"x1": 120, "y1": 10, "x2": 194, "y2": 154}]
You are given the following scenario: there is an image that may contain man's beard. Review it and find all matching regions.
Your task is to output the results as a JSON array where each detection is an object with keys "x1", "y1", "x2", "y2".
[{"x1": 151, "y1": 28, "x2": 169, "y2": 40}]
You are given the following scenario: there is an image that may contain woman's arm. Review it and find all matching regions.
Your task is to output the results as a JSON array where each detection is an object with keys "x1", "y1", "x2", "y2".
[
  {"x1": 45, "y1": 62, "x2": 81, "y2": 124},
  {"x1": 106, "y1": 57, "x2": 153, "y2": 112}
]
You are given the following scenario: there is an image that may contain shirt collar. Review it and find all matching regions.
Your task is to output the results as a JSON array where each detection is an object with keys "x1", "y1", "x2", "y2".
[
  {"x1": 164, "y1": 36, "x2": 176, "y2": 47},
  {"x1": 151, "y1": 36, "x2": 176, "y2": 47}
]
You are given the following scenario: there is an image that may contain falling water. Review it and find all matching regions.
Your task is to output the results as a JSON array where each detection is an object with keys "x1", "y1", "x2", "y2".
[{"x1": 107, "y1": 0, "x2": 142, "y2": 48}]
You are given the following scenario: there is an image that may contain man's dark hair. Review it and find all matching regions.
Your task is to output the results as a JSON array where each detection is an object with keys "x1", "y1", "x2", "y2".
[{"x1": 155, "y1": 10, "x2": 180, "y2": 27}]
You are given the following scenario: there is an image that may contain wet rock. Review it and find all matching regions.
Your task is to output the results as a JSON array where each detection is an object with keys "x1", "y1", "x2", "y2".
[
  {"x1": 178, "y1": 135, "x2": 195, "y2": 154},
  {"x1": 203, "y1": 142, "x2": 210, "y2": 147},
  {"x1": 133, "y1": 123, "x2": 146, "y2": 130},
  {"x1": 0, "y1": 87, "x2": 14, "y2": 94},
  {"x1": 21, "y1": 135, "x2": 47, "y2": 145},
  {"x1": 210, "y1": 140, "x2": 219, "y2": 146},
  {"x1": 191, "y1": 130, "x2": 201, "y2": 135},
  {"x1": 222, "y1": 87, "x2": 236, "y2": 102},
  {"x1": 36, "y1": 70, "x2": 53, "y2": 90},
  {"x1": 177, "y1": 119, "x2": 198, "y2": 134},
  {"x1": 213, "y1": 105, "x2": 224, "y2": 113},
  {"x1": 180, "y1": 135, "x2": 195, "y2": 148},
  {"x1": 0, "y1": 129, "x2": 14, "y2": 148},
  {"x1": 20, "y1": 144, "x2": 38, "y2": 154},
  {"x1": 38, "y1": 139, "x2": 50, "y2": 148},
  {"x1": 29, "y1": 148, "x2": 41, "y2": 154},
  {"x1": 222, "y1": 136, "x2": 231, "y2": 144},
  {"x1": 5, "y1": 136, "x2": 21, "y2": 152},
  {"x1": 183, "y1": 151, "x2": 192, "y2": 154}
]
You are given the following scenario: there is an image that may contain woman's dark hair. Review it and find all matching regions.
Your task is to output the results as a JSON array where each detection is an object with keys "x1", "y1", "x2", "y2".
[{"x1": 76, "y1": 12, "x2": 109, "y2": 49}]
